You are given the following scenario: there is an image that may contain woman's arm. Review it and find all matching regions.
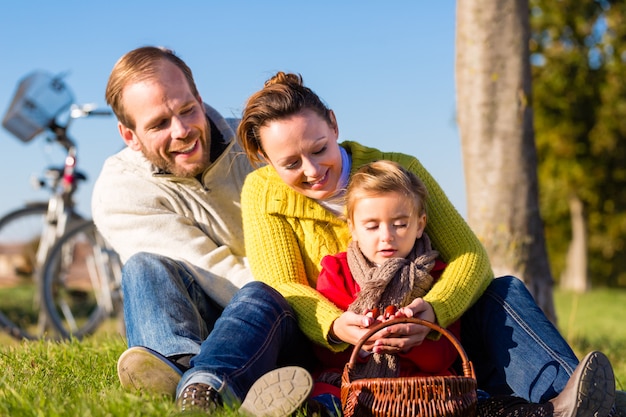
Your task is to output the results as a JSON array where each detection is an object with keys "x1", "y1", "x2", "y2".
[
  {"x1": 241, "y1": 169, "x2": 346, "y2": 349},
  {"x1": 405, "y1": 157, "x2": 494, "y2": 327}
]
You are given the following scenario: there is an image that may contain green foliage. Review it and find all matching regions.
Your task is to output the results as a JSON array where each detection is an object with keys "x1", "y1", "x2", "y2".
[{"x1": 531, "y1": 0, "x2": 626, "y2": 287}]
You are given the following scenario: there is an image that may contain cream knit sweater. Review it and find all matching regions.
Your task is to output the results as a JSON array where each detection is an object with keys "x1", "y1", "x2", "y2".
[{"x1": 92, "y1": 105, "x2": 254, "y2": 308}]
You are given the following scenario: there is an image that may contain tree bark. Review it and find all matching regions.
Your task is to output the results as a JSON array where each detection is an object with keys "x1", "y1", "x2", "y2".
[
  {"x1": 560, "y1": 195, "x2": 589, "y2": 292},
  {"x1": 455, "y1": 0, "x2": 557, "y2": 322}
]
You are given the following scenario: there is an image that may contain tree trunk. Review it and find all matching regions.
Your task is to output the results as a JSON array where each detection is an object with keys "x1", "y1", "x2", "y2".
[
  {"x1": 560, "y1": 195, "x2": 589, "y2": 292},
  {"x1": 455, "y1": 0, "x2": 557, "y2": 323}
]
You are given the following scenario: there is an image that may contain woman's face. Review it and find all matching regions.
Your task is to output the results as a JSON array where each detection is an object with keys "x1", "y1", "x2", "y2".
[{"x1": 258, "y1": 109, "x2": 343, "y2": 200}]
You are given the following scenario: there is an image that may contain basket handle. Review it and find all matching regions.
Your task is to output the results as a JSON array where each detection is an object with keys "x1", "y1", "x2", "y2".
[{"x1": 346, "y1": 317, "x2": 475, "y2": 379}]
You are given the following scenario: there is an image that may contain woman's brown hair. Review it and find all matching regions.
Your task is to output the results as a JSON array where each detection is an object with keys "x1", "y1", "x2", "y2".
[{"x1": 237, "y1": 71, "x2": 335, "y2": 167}]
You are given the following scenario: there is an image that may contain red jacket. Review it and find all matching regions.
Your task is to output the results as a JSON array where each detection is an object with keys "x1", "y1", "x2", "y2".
[{"x1": 315, "y1": 252, "x2": 461, "y2": 378}]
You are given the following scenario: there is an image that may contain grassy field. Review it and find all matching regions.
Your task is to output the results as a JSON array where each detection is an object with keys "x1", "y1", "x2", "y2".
[
  {"x1": 553, "y1": 287, "x2": 626, "y2": 389},
  {"x1": 0, "y1": 287, "x2": 624, "y2": 416}
]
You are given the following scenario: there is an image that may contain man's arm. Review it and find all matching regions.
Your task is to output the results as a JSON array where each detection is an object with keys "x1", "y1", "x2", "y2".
[{"x1": 92, "y1": 150, "x2": 252, "y2": 307}]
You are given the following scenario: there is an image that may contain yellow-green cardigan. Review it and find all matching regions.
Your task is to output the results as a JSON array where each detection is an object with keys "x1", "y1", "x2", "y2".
[{"x1": 241, "y1": 141, "x2": 493, "y2": 351}]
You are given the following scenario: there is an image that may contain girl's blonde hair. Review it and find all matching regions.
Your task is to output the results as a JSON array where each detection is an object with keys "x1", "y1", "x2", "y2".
[{"x1": 346, "y1": 160, "x2": 428, "y2": 221}]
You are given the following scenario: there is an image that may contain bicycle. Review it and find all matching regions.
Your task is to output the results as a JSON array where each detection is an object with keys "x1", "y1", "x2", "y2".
[{"x1": 0, "y1": 71, "x2": 123, "y2": 340}]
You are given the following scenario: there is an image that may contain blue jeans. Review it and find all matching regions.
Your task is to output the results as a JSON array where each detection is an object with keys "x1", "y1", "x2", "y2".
[
  {"x1": 122, "y1": 253, "x2": 313, "y2": 406},
  {"x1": 461, "y1": 276, "x2": 579, "y2": 404}
]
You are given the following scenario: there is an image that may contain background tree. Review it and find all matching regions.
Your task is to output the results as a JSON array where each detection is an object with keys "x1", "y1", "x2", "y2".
[
  {"x1": 456, "y1": 0, "x2": 557, "y2": 321},
  {"x1": 531, "y1": 0, "x2": 626, "y2": 290}
]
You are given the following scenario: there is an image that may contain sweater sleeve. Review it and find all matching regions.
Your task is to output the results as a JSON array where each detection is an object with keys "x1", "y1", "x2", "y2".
[
  {"x1": 241, "y1": 170, "x2": 347, "y2": 351},
  {"x1": 405, "y1": 158, "x2": 493, "y2": 327}
]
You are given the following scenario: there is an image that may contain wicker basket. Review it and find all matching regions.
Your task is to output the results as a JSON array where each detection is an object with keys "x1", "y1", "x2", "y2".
[{"x1": 341, "y1": 317, "x2": 477, "y2": 417}]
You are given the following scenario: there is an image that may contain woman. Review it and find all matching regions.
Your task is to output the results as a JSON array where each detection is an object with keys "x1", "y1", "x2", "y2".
[{"x1": 236, "y1": 72, "x2": 617, "y2": 415}]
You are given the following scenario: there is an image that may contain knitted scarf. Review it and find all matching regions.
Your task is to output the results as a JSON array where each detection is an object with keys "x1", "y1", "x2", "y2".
[{"x1": 347, "y1": 232, "x2": 439, "y2": 380}]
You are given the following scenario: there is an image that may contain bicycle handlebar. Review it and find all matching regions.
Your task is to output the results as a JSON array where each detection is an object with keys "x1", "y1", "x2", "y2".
[
  {"x1": 47, "y1": 104, "x2": 112, "y2": 153},
  {"x1": 86, "y1": 109, "x2": 113, "y2": 116},
  {"x1": 69, "y1": 104, "x2": 112, "y2": 119}
]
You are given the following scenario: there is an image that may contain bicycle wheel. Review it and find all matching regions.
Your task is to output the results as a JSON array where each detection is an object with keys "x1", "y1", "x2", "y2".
[
  {"x1": 0, "y1": 204, "x2": 48, "y2": 340},
  {"x1": 42, "y1": 219, "x2": 122, "y2": 339}
]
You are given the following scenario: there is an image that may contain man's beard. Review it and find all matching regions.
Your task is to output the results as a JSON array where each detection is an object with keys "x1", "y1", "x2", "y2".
[
  {"x1": 141, "y1": 133, "x2": 211, "y2": 177},
  {"x1": 152, "y1": 151, "x2": 209, "y2": 177}
]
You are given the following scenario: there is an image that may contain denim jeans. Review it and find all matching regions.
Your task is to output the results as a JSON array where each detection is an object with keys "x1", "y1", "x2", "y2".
[
  {"x1": 122, "y1": 252, "x2": 313, "y2": 406},
  {"x1": 461, "y1": 276, "x2": 579, "y2": 404}
]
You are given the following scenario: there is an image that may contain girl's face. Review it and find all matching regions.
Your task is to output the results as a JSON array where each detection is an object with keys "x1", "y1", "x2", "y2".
[
  {"x1": 348, "y1": 191, "x2": 426, "y2": 265},
  {"x1": 258, "y1": 109, "x2": 343, "y2": 200}
]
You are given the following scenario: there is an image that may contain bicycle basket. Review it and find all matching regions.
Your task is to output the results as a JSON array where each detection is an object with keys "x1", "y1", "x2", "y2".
[
  {"x1": 2, "y1": 71, "x2": 74, "y2": 142},
  {"x1": 341, "y1": 317, "x2": 478, "y2": 417}
]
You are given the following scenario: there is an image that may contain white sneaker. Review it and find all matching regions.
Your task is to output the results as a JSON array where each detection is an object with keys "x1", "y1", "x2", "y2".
[
  {"x1": 117, "y1": 346, "x2": 183, "y2": 398},
  {"x1": 239, "y1": 366, "x2": 313, "y2": 417}
]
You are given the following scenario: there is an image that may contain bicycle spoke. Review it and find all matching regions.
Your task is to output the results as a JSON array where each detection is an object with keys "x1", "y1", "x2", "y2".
[{"x1": 42, "y1": 220, "x2": 122, "y2": 339}]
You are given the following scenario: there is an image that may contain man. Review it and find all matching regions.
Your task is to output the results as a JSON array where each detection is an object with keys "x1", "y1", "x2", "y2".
[{"x1": 92, "y1": 46, "x2": 315, "y2": 416}]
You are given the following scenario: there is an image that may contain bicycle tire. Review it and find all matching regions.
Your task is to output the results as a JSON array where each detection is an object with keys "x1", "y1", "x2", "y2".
[
  {"x1": 0, "y1": 204, "x2": 84, "y2": 340},
  {"x1": 0, "y1": 204, "x2": 49, "y2": 340},
  {"x1": 42, "y1": 219, "x2": 122, "y2": 339}
]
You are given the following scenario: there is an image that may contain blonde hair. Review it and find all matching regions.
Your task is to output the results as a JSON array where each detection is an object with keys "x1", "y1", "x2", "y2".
[
  {"x1": 346, "y1": 160, "x2": 428, "y2": 221},
  {"x1": 105, "y1": 46, "x2": 199, "y2": 129},
  {"x1": 237, "y1": 71, "x2": 336, "y2": 167}
]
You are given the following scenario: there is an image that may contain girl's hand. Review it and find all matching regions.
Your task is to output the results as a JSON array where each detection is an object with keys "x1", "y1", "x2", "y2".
[
  {"x1": 397, "y1": 297, "x2": 436, "y2": 323},
  {"x1": 330, "y1": 299, "x2": 437, "y2": 354},
  {"x1": 371, "y1": 298, "x2": 436, "y2": 354},
  {"x1": 331, "y1": 311, "x2": 389, "y2": 350},
  {"x1": 363, "y1": 307, "x2": 381, "y2": 326}
]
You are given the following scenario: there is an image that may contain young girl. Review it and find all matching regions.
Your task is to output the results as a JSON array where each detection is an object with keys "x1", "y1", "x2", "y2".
[
  {"x1": 316, "y1": 159, "x2": 459, "y2": 375},
  {"x1": 311, "y1": 160, "x2": 461, "y2": 414}
]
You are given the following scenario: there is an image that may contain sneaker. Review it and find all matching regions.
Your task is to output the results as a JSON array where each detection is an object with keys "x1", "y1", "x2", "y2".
[
  {"x1": 549, "y1": 351, "x2": 615, "y2": 417},
  {"x1": 614, "y1": 390, "x2": 626, "y2": 417},
  {"x1": 177, "y1": 382, "x2": 222, "y2": 412},
  {"x1": 239, "y1": 366, "x2": 313, "y2": 417},
  {"x1": 117, "y1": 346, "x2": 183, "y2": 398}
]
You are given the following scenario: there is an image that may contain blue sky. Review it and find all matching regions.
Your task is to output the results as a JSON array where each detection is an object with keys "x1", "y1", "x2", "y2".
[{"x1": 0, "y1": 1, "x2": 465, "y2": 219}]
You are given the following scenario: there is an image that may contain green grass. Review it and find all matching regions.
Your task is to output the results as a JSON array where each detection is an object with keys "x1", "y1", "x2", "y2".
[
  {"x1": 553, "y1": 287, "x2": 626, "y2": 390},
  {"x1": 0, "y1": 328, "x2": 180, "y2": 417},
  {"x1": 0, "y1": 283, "x2": 41, "y2": 335},
  {"x1": 0, "y1": 288, "x2": 624, "y2": 416},
  {"x1": 0, "y1": 320, "x2": 301, "y2": 417}
]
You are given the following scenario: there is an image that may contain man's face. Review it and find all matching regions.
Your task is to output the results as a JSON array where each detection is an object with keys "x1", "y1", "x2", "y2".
[{"x1": 118, "y1": 60, "x2": 211, "y2": 177}]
